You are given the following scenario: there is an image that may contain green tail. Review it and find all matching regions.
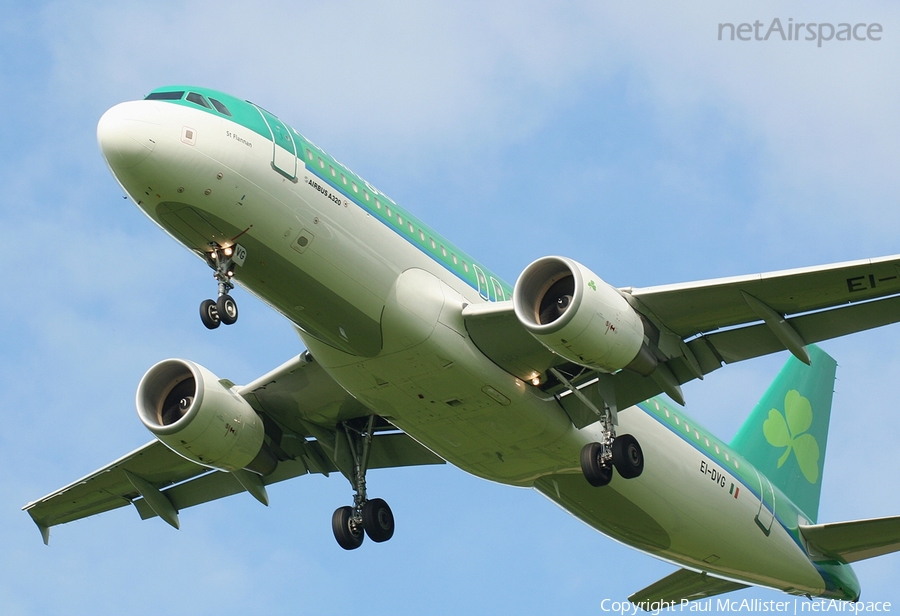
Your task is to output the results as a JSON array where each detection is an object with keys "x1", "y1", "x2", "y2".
[{"x1": 730, "y1": 345, "x2": 837, "y2": 523}]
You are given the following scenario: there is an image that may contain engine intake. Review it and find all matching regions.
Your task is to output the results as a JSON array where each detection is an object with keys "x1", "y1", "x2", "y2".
[
  {"x1": 137, "y1": 359, "x2": 275, "y2": 474},
  {"x1": 513, "y1": 256, "x2": 653, "y2": 374}
]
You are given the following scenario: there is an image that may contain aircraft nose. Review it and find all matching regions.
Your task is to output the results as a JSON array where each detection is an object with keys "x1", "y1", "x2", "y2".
[{"x1": 97, "y1": 101, "x2": 160, "y2": 169}]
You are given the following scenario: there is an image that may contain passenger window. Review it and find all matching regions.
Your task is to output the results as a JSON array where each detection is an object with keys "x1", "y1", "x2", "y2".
[
  {"x1": 186, "y1": 92, "x2": 211, "y2": 108},
  {"x1": 351, "y1": 181, "x2": 359, "y2": 194},
  {"x1": 386, "y1": 206, "x2": 392, "y2": 217},
  {"x1": 363, "y1": 191, "x2": 370, "y2": 202},
  {"x1": 330, "y1": 165, "x2": 336, "y2": 177},
  {"x1": 341, "y1": 174, "x2": 348, "y2": 185},
  {"x1": 208, "y1": 98, "x2": 232, "y2": 116},
  {"x1": 375, "y1": 198, "x2": 382, "y2": 210},
  {"x1": 307, "y1": 149, "x2": 314, "y2": 161}
]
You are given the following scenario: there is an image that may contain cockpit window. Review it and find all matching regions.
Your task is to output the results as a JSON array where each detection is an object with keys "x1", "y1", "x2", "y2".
[
  {"x1": 208, "y1": 97, "x2": 232, "y2": 116},
  {"x1": 186, "y1": 92, "x2": 211, "y2": 108},
  {"x1": 145, "y1": 91, "x2": 184, "y2": 101}
]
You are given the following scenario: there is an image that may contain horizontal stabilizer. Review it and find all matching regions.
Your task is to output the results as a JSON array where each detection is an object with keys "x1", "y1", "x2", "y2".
[
  {"x1": 800, "y1": 515, "x2": 900, "y2": 563},
  {"x1": 629, "y1": 568, "x2": 747, "y2": 609}
]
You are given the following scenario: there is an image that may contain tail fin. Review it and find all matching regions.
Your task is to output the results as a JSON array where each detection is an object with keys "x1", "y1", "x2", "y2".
[{"x1": 730, "y1": 345, "x2": 837, "y2": 523}]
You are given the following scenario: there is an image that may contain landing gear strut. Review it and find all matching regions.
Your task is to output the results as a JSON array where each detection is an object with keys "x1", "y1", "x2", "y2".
[
  {"x1": 547, "y1": 368, "x2": 644, "y2": 486},
  {"x1": 331, "y1": 416, "x2": 395, "y2": 550},
  {"x1": 199, "y1": 243, "x2": 243, "y2": 330}
]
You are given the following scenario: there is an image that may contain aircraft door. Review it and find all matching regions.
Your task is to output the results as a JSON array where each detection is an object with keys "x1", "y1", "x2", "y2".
[
  {"x1": 490, "y1": 276, "x2": 505, "y2": 301},
  {"x1": 253, "y1": 105, "x2": 298, "y2": 181},
  {"x1": 473, "y1": 265, "x2": 491, "y2": 300},
  {"x1": 754, "y1": 470, "x2": 776, "y2": 536}
]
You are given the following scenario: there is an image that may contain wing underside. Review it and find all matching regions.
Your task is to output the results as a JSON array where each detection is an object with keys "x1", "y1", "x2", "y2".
[
  {"x1": 24, "y1": 352, "x2": 444, "y2": 543},
  {"x1": 465, "y1": 255, "x2": 900, "y2": 418}
]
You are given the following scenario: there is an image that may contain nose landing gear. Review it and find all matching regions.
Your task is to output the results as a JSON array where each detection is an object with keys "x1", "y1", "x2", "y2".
[
  {"x1": 199, "y1": 243, "x2": 244, "y2": 330},
  {"x1": 331, "y1": 416, "x2": 396, "y2": 550}
]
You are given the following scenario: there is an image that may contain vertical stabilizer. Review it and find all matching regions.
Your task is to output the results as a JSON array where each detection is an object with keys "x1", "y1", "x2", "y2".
[{"x1": 730, "y1": 345, "x2": 837, "y2": 523}]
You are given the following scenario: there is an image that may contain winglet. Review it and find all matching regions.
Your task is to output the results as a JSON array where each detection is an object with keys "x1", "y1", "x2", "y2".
[
  {"x1": 24, "y1": 508, "x2": 51, "y2": 545},
  {"x1": 37, "y1": 523, "x2": 50, "y2": 546}
]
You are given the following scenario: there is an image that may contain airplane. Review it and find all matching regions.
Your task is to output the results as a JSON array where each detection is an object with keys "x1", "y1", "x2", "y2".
[{"x1": 23, "y1": 85, "x2": 900, "y2": 606}]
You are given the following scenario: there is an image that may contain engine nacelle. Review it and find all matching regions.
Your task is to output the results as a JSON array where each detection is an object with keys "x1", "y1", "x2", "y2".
[
  {"x1": 136, "y1": 359, "x2": 274, "y2": 474},
  {"x1": 513, "y1": 256, "x2": 650, "y2": 374}
]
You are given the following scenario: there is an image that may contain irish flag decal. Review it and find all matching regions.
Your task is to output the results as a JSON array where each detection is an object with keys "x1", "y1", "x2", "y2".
[{"x1": 729, "y1": 483, "x2": 740, "y2": 499}]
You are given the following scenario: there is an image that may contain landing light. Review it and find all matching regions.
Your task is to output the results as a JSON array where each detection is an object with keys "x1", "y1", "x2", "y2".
[
  {"x1": 531, "y1": 376, "x2": 541, "y2": 386},
  {"x1": 224, "y1": 247, "x2": 233, "y2": 257}
]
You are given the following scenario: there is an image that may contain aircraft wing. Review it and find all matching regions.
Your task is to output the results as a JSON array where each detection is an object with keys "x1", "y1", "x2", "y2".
[
  {"x1": 24, "y1": 352, "x2": 444, "y2": 543},
  {"x1": 465, "y1": 254, "x2": 900, "y2": 417},
  {"x1": 628, "y1": 568, "x2": 748, "y2": 608},
  {"x1": 800, "y1": 515, "x2": 900, "y2": 563}
]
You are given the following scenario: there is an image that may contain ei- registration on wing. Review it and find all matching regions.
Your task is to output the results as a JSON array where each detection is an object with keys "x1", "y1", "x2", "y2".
[{"x1": 465, "y1": 253, "x2": 900, "y2": 415}]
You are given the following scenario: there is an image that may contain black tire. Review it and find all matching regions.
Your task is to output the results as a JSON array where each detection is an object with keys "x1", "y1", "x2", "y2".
[
  {"x1": 362, "y1": 498, "x2": 395, "y2": 543},
  {"x1": 580, "y1": 442, "x2": 613, "y2": 487},
  {"x1": 216, "y1": 294, "x2": 238, "y2": 325},
  {"x1": 331, "y1": 506, "x2": 364, "y2": 550},
  {"x1": 199, "y1": 299, "x2": 220, "y2": 329},
  {"x1": 612, "y1": 434, "x2": 644, "y2": 479}
]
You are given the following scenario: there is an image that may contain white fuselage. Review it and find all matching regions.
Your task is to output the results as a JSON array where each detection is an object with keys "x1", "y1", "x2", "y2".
[{"x1": 98, "y1": 98, "x2": 837, "y2": 598}]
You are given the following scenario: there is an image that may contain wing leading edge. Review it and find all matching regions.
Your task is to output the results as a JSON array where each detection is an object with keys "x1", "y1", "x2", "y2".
[
  {"x1": 24, "y1": 352, "x2": 444, "y2": 544},
  {"x1": 465, "y1": 254, "x2": 900, "y2": 418}
]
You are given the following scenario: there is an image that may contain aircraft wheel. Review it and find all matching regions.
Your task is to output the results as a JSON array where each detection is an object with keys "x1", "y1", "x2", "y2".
[
  {"x1": 332, "y1": 506, "x2": 364, "y2": 550},
  {"x1": 199, "y1": 299, "x2": 220, "y2": 329},
  {"x1": 362, "y1": 498, "x2": 395, "y2": 543},
  {"x1": 580, "y1": 442, "x2": 613, "y2": 487},
  {"x1": 216, "y1": 294, "x2": 238, "y2": 325},
  {"x1": 612, "y1": 434, "x2": 644, "y2": 479}
]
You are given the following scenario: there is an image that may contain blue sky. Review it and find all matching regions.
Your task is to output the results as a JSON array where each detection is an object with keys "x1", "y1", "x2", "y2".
[{"x1": 3, "y1": 1, "x2": 900, "y2": 613}]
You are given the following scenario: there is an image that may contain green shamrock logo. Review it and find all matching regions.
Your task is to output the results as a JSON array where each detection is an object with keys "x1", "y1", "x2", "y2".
[
  {"x1": 588, "y1": 280, "x2": 597, "y2": 291},
  {"x1": 763, "y1": 390, "x2": 820, "y2": 484}
]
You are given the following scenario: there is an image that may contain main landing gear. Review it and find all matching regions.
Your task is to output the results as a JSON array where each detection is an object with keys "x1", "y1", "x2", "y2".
[
  {"x1": 199, "y1": 243, "x2": 242, "y2": 330},
  {"x1": 548, "y1": 367, "x2": 645, "y2": 487},
  {"x1": 331, "y1": 416, "x2": 396, "y2": 550},
  {"x1": 581, "y1": 433, "x2": 644, "y2": 487},
  {"x1": 578, "y1": 398, "x2": 643, "y2": 487}
]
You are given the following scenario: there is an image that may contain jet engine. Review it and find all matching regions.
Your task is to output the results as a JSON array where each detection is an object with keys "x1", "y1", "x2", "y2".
[
  {"x1": 136, "y1": 359, "x2": 276, "y2": 475},
  {"x1": 513, "y1": 256, "x2": 656, "y2": 375}
]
